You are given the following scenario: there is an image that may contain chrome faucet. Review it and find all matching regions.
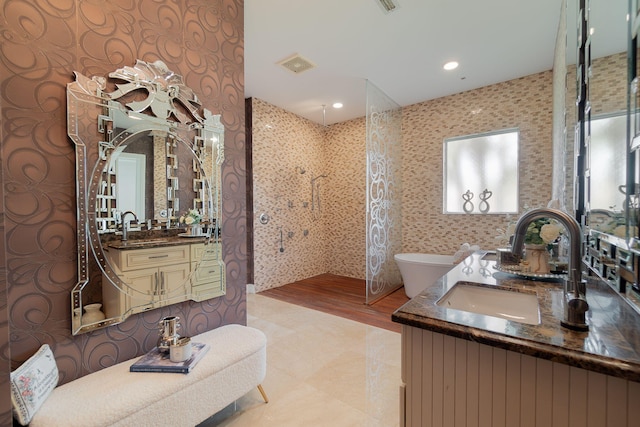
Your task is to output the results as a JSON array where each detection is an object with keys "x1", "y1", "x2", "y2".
[
  {"x1": 121, "y1": 210, "x2": 138, "y2": 241},
  {"x1": 510, "y1": 208, "x2": 589, "y2": 331}
]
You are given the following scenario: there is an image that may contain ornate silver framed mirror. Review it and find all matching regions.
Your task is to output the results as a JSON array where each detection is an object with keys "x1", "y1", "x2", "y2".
[{"x1": 68, "y1": 60, "x2": 225, "y2": 335}]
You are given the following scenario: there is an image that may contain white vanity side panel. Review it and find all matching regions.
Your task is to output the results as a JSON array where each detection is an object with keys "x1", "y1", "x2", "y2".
[
  {"x1": 420, "y1": 329, "x2": 433, "y2": 425},
  {"x1": 431, "y1": 332, "x2": 444, "y2": 426},
  {"x1": 606, "y1": 376, "x2": 627, "y2": 427},
  {"x1": 628, "y1": 380, "x2": 640, "y2": 421},
  {"x1": 406, "y1": 325, "x2": 421, "y2": 426},
  {"x1": 477, "y1": 342, "x2": 493, "y2": 427},
  {"x1": 534, "y1": 358, "x2": 553, "y2": 426},
  {"x1": 402, "y1": 326, "x2": 640, "y2": 427},
  {"x1": 569, "y1": 367, "x2": 588, "y2": 427},
  {"x1": 586, "y1": 371, "x2": 606, "y2": 427},
  {"x1": 443, "y1": 335, "x2": 456, "y2": 426},
  {"x1": 520, "y1": 355, "x2": 536, "y2": 427},
  {"x1": 505, "y1": 350, "x2": 521, "y2": 426},
  {"x1": 492, "y1": 348, "x2": 507, "y2": 427},
  {"x1": 466, "y1": 341, "x2": 480, "y2": 427},
  {"x1": 551, "y1": 362, "x2": 569, "y2": 426}
]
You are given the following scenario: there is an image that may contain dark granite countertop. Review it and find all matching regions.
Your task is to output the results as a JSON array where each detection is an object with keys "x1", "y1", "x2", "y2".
[
  {"x1": 106, "y1": 234, "x2": 209, "y2": 250},
  {"x1": 392, "y1": 251, "x2": 640, "y2": 382}
]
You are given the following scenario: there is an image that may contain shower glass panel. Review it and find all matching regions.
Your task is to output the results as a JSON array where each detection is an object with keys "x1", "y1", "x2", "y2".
[{"x1": 365, "y1": 80, "x2": 403, "y2": 304}]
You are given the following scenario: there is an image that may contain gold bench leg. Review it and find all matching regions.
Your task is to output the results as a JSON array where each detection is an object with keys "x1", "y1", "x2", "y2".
[{"x1": 257, "y1": 384, "x2": 269, "y2": 403}]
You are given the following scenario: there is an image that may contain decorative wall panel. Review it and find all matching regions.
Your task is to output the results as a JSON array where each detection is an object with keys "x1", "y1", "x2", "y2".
[
  {"x1": 0, "y1": 3, "x2": 246, "y2": 421},
  {"x1": 366, "y1": 81, "x2": 403, "y2": 304}
]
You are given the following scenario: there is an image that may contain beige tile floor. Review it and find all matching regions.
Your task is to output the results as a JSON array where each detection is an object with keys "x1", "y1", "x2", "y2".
[{"x1": 201, "y1": 293, "x2": 402, "y2": 426}]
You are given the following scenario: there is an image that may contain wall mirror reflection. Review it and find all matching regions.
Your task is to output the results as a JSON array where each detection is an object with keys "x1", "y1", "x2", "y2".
[
  {"x1": 588, "y1": 113, "x2": 631, "y2": 236},
  {"x1": 68, "y1": 60, "x2": 225, "y2": 335},
  {"x1": 582, "y1": 0, "x2": 631, "y2": 240},
  {"x1": 443, "y1": 129, "x2": 519, "y2": 214}
]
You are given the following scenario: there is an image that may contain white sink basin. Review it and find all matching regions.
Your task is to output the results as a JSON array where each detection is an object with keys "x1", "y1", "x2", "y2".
[{"x1": 436, "y1": 282, "x2": 540, "y2": 325}]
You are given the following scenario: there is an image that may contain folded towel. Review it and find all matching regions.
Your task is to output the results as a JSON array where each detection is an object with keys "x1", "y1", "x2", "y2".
[{"x1": 453, "y1": 242, "x2": 480, "y2": 264}]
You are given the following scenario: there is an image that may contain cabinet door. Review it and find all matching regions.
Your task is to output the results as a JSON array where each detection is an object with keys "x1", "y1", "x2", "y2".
[
  {"x1": 123, "y1": 266, "x2": 161, "y2": 314},
  {"x1": 159, "y1": 263, "x2": 191, "y2": 305}
]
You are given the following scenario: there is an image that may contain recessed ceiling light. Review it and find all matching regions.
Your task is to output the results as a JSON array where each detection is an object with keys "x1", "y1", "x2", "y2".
[
  {"x1": 443, "y1": 61, "x2": 459, "y2": 71},
  {"x1": 333, "y1": 102, "x2": 343, "y2": 109}
]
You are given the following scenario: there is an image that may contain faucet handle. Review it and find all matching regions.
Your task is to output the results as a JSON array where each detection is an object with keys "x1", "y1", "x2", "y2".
[{"x1": 561, "y1": 294, "x2": 589, "y2": 331}]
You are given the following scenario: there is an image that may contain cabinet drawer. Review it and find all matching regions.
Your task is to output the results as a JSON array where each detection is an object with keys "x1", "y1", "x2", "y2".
[
  {"x1": 191, "y1": 261, "x2": 222, "y2": 288},
  {"x1": 112, "y1": 245, "x2": 191, "y2": 271},
  {"x1": 191, "y1": 242, "x2": 221, "y2": 261}
]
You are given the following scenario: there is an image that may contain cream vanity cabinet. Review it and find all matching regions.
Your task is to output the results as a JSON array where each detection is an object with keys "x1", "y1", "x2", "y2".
[
  {"x1": 190, "y1": 242, "x2": 225, "y2": 299},
  {"x1": 102, "y1": 245, "x2": 192, "y2": 318}
]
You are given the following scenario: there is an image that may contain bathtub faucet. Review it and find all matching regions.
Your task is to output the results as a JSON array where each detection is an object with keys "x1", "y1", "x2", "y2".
[{"x1": 510, "y1": 208, "x2": 589, "y2": 331}]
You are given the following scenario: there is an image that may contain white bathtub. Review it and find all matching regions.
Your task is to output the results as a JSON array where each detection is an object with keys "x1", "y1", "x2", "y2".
[{"x1": 394, "y1": 253, "x2": 457, "y2": 298}]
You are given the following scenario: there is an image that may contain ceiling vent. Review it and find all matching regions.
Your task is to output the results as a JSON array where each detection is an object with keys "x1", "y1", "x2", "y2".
[
  {"x1": 377, "y1": 0, "x2": 399, "y2": 13},
  {"x1": 277, "y1": 54, "x2": 316, "y2": 74}
]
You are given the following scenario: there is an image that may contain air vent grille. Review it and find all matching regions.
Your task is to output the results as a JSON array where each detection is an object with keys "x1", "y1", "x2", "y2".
[
  {"x1": 377, "y1": 0, "x2": 398, "y2": 13},
  {"x1": 277, "y1": 54, "x2": 316, "y2": 74}
]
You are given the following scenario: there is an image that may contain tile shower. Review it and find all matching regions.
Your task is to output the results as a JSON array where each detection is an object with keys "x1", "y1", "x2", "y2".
[{"x1": 251, "y1": 68, "x2": 564, "y2": 293}]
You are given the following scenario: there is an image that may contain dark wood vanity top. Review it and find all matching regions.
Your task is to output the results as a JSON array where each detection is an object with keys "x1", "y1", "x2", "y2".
[
  {"x1": 106, "y1": 234, "x2": 209, "y2": 250},
  {"x1": 392, "y1": 251, "x2": 640, "y2": 382}
]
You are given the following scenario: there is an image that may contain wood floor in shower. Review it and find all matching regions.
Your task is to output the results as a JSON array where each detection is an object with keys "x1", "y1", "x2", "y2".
[{"x1": 259, "y1": 273, "x2": 410, "y2": 333}]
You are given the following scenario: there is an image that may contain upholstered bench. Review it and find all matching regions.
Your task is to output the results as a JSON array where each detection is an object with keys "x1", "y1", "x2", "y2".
[{"x1": 26, "y1": 324, "x2": 267, "y2": 427}]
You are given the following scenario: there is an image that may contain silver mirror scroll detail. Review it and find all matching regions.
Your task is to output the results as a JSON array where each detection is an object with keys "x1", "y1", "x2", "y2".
[{"x1": 69, "y1": 60, "x2": 225, "y2": 335}]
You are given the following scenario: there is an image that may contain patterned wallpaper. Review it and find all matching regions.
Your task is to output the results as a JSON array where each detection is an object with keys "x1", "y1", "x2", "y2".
[
  {"x1": 251, "y1": 71, "x2": 556, "y2": 292},
  {"x1": 0, "y1": 1, "x2": 246, "y2": 423}
]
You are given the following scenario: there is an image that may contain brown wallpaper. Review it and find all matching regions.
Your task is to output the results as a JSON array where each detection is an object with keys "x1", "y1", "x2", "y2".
[{"x1": 0, "y1": 1, "x2": 246, "y2": 424}]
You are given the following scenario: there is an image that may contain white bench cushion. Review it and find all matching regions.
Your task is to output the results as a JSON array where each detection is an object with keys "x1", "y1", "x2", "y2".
[{"x1": 29, "y1": 324, "x2": 267, "y2": 427}]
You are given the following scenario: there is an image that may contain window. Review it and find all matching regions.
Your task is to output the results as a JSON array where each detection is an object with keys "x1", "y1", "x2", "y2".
[{"x1": 444, "y1": 129, "x2": 519, "y2": 214}]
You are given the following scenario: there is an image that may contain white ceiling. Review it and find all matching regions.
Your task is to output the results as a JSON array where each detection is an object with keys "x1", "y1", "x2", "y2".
[
  {"x1": 245, "y1": 0, "x2": 629, "y2": 126},
  {"x1": 244, "y1": 0, "x2": 564, "y2": 126}
]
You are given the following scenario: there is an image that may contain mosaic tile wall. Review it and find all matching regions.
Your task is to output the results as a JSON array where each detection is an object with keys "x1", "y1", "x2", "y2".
[
  {"x1": 251, "y1": 99, "x2": 329, "y2": 291},
  {"x1": 564, "y1": 52, "x2": 627, "y2": 218},
  {"x1": 590, "y1": 52, "x2": 627, "y2": 116},
  {"x1": 323, "y1": 119, "x2": 367, "y2": 279},
  {"x1": 402, "y1": 72, "x2": 554, "y2": 254},
  {"x1": 252, "y1": 70, "x2": 559, "y2": 289}
]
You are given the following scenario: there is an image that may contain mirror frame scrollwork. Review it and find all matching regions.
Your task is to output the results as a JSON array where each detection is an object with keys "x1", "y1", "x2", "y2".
[{"x1": 68, "y1": 60, "x2": 225, "y2": 335}]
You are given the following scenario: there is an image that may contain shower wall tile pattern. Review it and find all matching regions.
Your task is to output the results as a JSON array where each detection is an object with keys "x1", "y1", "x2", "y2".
[
  {"x1": 324, "y1": 119, "x2": 367, "y2": 279},
  {"x1": 252, "y1": 71, "x2": 559, "y2": 291},
  {"x1": 401, "y1": 72, "x2": 555, "y2": 254},
  {"x1": 252, "y1": 71, "x2": 558, "y2": 290},
  {"x1": 563, "y1": 52, "x2": 626, "y2": 218},
  {"x1": 251, "y1": 99, "x2": 329, "y2": 291},
  {"x1": 251, "y1": 98, "x2": 368, "y2": 291}
]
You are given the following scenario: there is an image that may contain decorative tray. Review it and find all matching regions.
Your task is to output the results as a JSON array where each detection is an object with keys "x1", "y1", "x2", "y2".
[{"x1": 493, "y1": 264, "x2": 567, "y2": 280}]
